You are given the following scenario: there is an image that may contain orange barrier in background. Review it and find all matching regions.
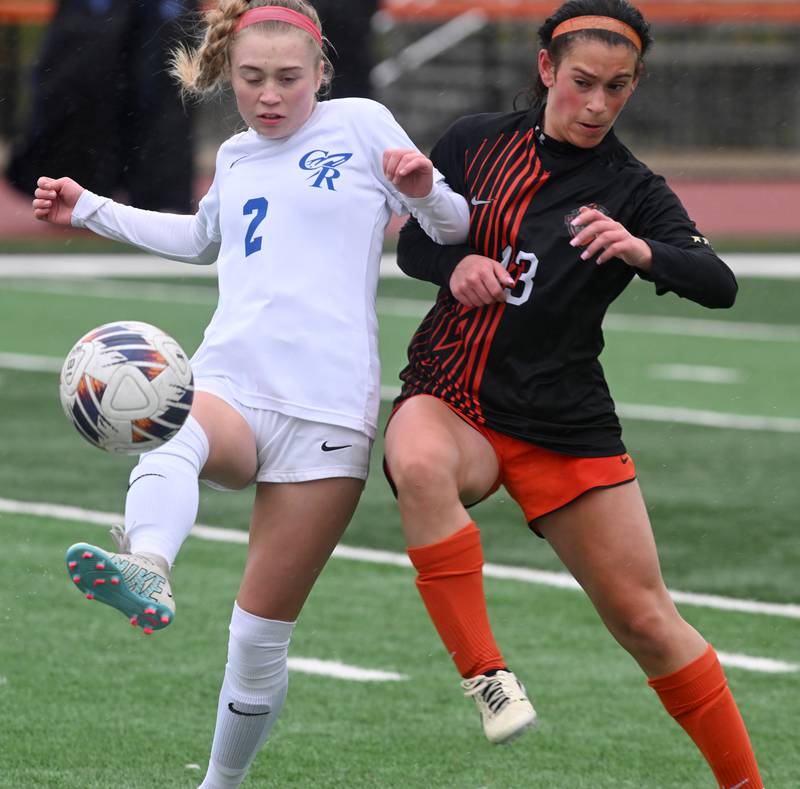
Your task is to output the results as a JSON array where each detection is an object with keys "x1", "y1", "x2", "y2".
[
  {"x1": 4, "y1": 1, "x2": 800, "y2": 25},
  {"x1": 0, "y1": 0, "x2": 217, "y2": 23},
  {"x1": 380, "y1": 1, "x2": 800, "y2": 23},
  {"x1": 0, "y1": 1, "x2": 54, "y2": 23}
]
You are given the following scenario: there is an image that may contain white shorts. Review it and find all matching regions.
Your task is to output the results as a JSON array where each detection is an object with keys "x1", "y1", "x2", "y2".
[{"x1": 195, "y1": 376, "x2": 372, "y2": 487}]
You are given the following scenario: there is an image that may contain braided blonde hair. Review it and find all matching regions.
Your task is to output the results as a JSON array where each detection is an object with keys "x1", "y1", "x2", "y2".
[{"x1": 171, "y1": 0, "x2": 332, "y2": 99}]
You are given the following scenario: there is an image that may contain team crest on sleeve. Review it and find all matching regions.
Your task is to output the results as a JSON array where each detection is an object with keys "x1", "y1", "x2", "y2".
[
  {"x1": 564, "y1": 202, "x2": 611, "y2": 238},
  {"x1": 299, "y1": 150, "x2": 353, "y2": 190}
]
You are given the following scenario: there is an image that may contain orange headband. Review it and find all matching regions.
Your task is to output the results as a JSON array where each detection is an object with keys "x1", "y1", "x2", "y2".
[
  {"x1": 551, "y1": 15, "x2": 642, "y2": 53},
  {"x1": 234, "y1": 6, "x2": 323, "y2": 47}
]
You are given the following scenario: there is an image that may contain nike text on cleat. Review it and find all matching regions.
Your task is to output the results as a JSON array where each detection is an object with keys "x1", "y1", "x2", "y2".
[
  {"x1": 461, "y1": 669, "x2": 538, "y2": 744},
  {"x1": 64, "y1": 537, "x2": 175, "y2": 634}
]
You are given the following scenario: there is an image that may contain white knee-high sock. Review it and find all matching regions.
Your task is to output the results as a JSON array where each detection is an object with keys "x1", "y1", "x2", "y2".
[
  {"x1": 199, "y1": 603, "x2": 295, "y2": 789},
  {"x1": 123, "y1": 415, "x2": 209, "y2": 566}
]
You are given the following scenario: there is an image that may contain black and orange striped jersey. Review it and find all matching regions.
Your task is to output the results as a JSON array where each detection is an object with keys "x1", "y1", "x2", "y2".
[{"x1": 395, "y1": 107, "x2": 738, "y2": 456}]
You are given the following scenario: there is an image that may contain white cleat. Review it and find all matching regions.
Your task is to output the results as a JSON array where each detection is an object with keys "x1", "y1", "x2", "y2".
[{"x1": 461, "y1": 669, "x2": 538, "y2": 744}]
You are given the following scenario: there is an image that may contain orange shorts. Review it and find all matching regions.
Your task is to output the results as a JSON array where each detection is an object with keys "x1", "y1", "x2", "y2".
[{"x1": 386, "y1": 397, "x2": 636, "y2": 536}]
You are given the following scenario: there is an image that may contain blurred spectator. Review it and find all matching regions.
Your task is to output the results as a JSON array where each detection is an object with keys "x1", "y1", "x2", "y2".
[
  {"x1": 314, "y1": 0, "x2": 379, "y2": 98},
  {"x1": 5, "y1": 0, "x2": 198, "y2": 213}
]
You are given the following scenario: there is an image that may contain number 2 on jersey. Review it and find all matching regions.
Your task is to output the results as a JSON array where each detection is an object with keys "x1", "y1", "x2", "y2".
[{"x1": 243, "y1": 197, "x2": 268, "y2": 257}]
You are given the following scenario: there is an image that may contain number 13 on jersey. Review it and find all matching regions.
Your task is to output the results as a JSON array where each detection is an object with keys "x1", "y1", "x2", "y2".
[
  {"x1": 244, "y1": 197, "x2": 269, "y2": 257},
  {"x1": 501, "y1": 244, "x2": 538, "y2": 306}
]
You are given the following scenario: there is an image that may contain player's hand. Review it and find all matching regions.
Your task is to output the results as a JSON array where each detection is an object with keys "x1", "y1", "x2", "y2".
[
  {"x1": 449, "y1": 254, "x2": 515, "y2": 307},
  {"x1": 32, "y1": 176, "x2": 85, "y2": 226},
  {"x1": 382, "y1": 148, "x2": 434, "y2": 199},
  {"x1": 569, "y1": 206, "x2": 652, "y2": 271}
]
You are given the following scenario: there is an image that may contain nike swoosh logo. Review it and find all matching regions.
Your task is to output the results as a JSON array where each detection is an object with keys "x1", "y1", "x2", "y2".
[
  {"x1": 127, "y1": 472, "x2": 166, "y2": 491},
  {"x1": 620, "y1": 455, "x2": 630, "y2": 464},
  {"x1": 228, "y1": 702, "x2": 271, "y2": 717},
  {"x1": 470, "y1": 197, "x2": 493, "y2": 206},
  {"x1": 321, "y1": 441, "x2": 352, "y2": 452},
  {"x1": 229, "y1": 154, "x2": 250, "y2": 169}
]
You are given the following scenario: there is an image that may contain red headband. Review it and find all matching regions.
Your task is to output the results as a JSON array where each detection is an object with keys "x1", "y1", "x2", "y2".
[
  {"x1": 234, "y1": 6, "x2": 323, "y2": 47},
  {"x1": 552, "y1": 15, "x2": 642, "y2": 54}
]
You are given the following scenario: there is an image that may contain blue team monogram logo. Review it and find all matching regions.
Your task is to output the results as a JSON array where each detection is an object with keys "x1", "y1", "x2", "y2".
[{"x1": 299, "y1": 149, "x2": 353, "y2": 190}]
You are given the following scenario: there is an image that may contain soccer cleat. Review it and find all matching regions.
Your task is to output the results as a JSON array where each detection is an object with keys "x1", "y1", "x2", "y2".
[
  {"x1": 461, "y1": 669, "x2": 538, "y2": 744},
  {"x1": 64, "y1": 528, "x2": 174, "y2": 634}
]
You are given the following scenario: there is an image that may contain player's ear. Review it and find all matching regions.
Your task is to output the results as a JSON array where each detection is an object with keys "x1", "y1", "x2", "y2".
[
  {"x1": 315, "y1": 59, "x2": 324, "y2": 93},
  {"x1": 538, "y1": 49, "x2": 555, "y2": 88}
]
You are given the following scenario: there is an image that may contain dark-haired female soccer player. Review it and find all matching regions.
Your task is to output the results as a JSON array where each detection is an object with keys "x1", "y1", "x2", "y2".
[{"x1": 383, "y1": 1, "x2": 763, "y2": 786}]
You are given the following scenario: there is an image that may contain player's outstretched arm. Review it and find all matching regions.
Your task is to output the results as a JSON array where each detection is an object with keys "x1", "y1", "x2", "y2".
[
  {"x1": 382, "y1": 148, "x2": 433, "y2": 198},
  {"x1": 32, "y1": 177, "x2": 85, "y2": 226},
  {"x1": 33, "y1": 178, "x2": 220, "y2": 265}
]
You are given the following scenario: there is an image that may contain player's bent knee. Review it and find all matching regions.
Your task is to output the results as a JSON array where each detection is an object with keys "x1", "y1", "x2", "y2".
[
  {"x1": 134, "y1": 414, "x2": 210, "y2": 478},
  {"x1": 227, "y1": 603, "x2": 293, "y2": 694},
  {"x1": 388, "y1": 448, "x2": 458, "y2": 500}
]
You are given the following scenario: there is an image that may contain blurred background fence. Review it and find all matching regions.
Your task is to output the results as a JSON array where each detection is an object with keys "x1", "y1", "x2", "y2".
[
  {"x1": 371, "y1": 1, "x2": 800, "y2": 174},
  {"x1": 1, "y1": 0, "x2": 797, "y2": 241}
]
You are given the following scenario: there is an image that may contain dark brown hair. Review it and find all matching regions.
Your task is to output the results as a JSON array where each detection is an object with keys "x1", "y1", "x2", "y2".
[{"x1": 520, "y1": 0, "x2": 652, "y2": 108}]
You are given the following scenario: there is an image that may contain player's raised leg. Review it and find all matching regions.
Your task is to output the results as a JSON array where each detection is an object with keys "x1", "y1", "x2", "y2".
[{"x1": 65, "y1": 392, "x2": 257, "y2": 633}]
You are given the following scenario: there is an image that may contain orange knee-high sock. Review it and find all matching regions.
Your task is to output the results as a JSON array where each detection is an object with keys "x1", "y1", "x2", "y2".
[
  {"x1": 648, "y1": 644, "x2": 763, "y2": 788},
  {"x1": 407, "y1": 522, "x2": 505, "y2": 678}
]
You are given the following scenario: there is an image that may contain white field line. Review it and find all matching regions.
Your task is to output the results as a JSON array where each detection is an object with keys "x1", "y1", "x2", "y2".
[
  {"x1": 0, "y1": 497, "x2": 797, "y2": 676},
  {"x1": 378, "y1": 297, "x2": 800, "y2": 343},
  {"x1": 4, "y1": 269, "x2": 800, "y2": 344},
  {"x1": 286, "y1": 658, "x2": 407, "y2": 682},
  {"x1": 1, "y1": 345, "x2": 796, "y2": 434},
  {"x1": 714, "y1": 653, "x2": 799, "y2": 674},
  {"x1": 0, "y1": 255, "x2": 220, "y2": 279},
  {"x1": 383, "y1": 305, "x2": 800, "y2": 343},
  {"x1": 616, "y1": 403, "x2": 800, "y2": 433},
  {"x1": 383, "y1": 253, "x2": 798, "y2": 280},
  {"x1": 603, "y1": 313, "x2": 800, "y2": 343},
  {"x1": 378, "y1": 384, "x2": 800, "y2": 433},
  {"x1": 0, "y1": 352, "x2": 61, "y2": 373},
  {"x1": 0, "y1": 352, "x2": 797, "y2": 434},
  {"x1": 2, "y1": 252, "x2": 799, "y2": 279},
  {"x1": 648, "y1": 364, "x2": 744, "y2": 384}
]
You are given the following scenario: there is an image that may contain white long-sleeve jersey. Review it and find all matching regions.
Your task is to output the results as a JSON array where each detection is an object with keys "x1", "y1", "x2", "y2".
[{"x1": 72, "y1": 98, "x2": 469, "y2": 438}]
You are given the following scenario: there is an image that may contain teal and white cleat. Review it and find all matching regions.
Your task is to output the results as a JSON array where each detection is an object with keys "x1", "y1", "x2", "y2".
[
  {"x1": 65, "y1": 532, "x2": 174, "y2": 634},
  {"x1": 461, "y1": 669, "x2": 538, "y2": 745}
]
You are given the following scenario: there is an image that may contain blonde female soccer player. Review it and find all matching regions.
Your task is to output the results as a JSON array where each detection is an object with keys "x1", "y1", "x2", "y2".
[
  {"x1": 33, "y1": 1, "x2": 468, "y2": 785},
  {"x1": 382, "y1": 1, "x2": 764, "y2": 786}
]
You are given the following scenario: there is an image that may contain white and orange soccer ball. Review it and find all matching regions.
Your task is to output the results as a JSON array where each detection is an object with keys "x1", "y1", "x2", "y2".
[{"x1": 59, "y1": 321, "x2": 194, "y2": 454}]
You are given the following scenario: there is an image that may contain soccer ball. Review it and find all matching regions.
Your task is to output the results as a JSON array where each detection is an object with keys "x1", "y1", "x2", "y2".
[{"x1": 59, "y1": 321, "x2": 194, "y2": 454}]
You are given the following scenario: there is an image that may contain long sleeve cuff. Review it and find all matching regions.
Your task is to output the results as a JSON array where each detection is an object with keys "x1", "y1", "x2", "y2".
[{"x1": 404, "y1": 182, "x2": 470, "y2": 245}]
